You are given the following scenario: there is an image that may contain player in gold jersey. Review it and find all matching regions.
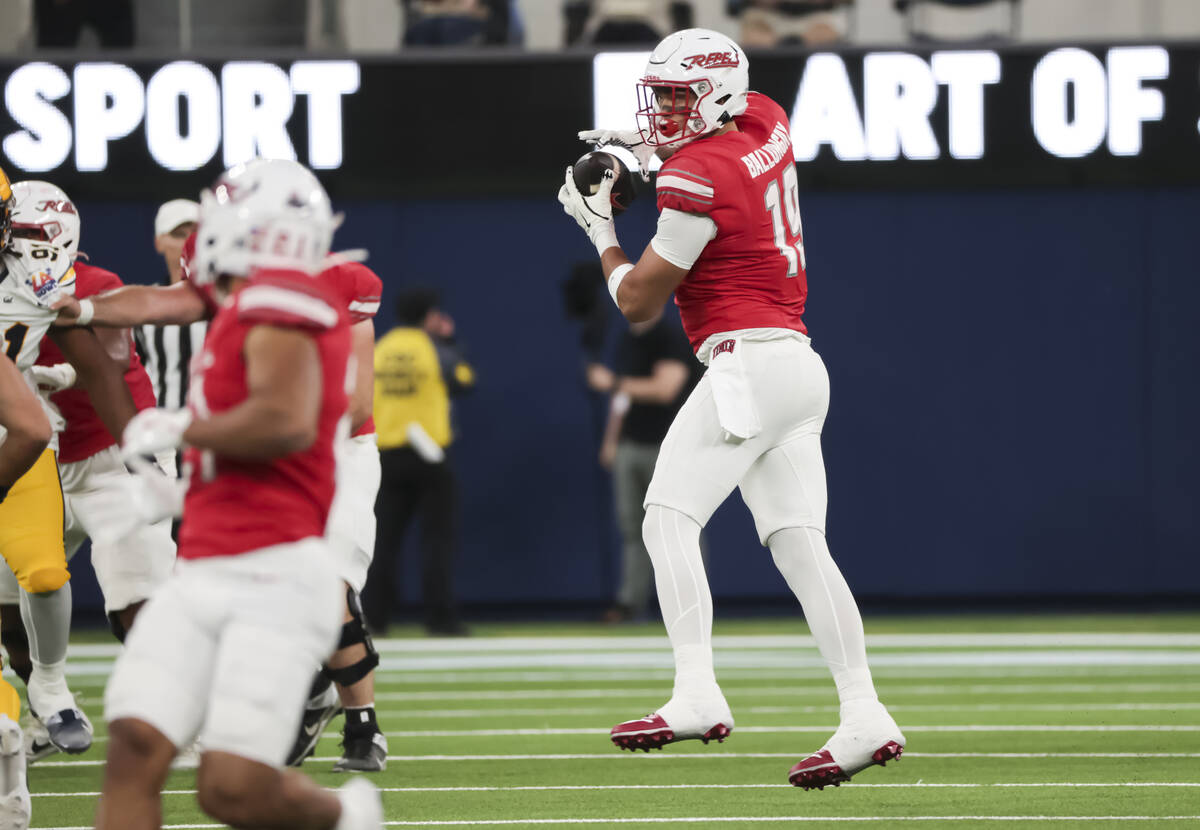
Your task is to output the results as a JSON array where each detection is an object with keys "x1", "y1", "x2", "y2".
[{"x1": 0, "y1": 169, "x2": 139, "y2": 776}]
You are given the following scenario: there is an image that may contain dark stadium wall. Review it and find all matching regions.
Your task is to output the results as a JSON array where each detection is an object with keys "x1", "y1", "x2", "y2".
[{"x1": 65, "y1": 186, "x2": 1200, "y2": 615}]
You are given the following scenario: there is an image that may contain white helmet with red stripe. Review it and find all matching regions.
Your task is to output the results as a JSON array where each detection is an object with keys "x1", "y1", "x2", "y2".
[
  {"x1": 193, "y1": 158, "x2": 336, "y2": 288},
  {"x1": 9, "y1": 180, "x2": 81, "y2": 261},
  {"x1": 5, "y1": 180, "x2": 80, "y2": 305},
  {"x1": 636, "y1": 28, "x2": 749, "y2": 149}
]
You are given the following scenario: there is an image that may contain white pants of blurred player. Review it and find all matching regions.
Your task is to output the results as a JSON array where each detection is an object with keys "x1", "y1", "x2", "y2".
[
  {"x1": 327, "y1": 433, "x2": 381, "y2": 593},
  {"x1": 644, "y1": 330, "x2": 829, "y2": 541},
  {"x1": 105, "y1": 538, "x2": 343, "y2": 766},
  {"x1": 0, "y1": 446, "x2": 176, "y2": 616}
]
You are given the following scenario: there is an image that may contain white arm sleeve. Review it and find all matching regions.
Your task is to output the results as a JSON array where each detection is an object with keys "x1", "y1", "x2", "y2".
[{"x1": 649, "y1": 208, "x2": 718, "y2": 270}]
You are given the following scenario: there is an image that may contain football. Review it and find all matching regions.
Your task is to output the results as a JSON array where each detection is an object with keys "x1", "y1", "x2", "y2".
[{"x1": 572, "y1": 151, "x2": 636, "y2": 216}]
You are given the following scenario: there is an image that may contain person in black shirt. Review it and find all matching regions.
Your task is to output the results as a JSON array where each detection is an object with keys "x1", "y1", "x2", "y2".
[{"x1": 588, "y1": 311, "x2": 699, "y2": 622}]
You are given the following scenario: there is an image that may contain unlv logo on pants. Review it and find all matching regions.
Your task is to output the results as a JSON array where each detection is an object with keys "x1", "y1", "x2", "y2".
[{"x1": 712, "y1": 338, "x2": 736, "y2": 358}]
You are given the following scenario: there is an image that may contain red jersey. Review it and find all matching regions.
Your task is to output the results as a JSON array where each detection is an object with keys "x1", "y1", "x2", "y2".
[
  {"x1": 177, "y1": 270, "x2": 352, "y2": 560},
  {"x1": 656, "y1": 92, "x2": 808, "y2": 351},
  {"x1": 181, "y1": 234, "x2": 380, "y2": 436},
  {"x1": 36, "y1": 262, "x2": 157, "y2": 464},
  {"x1": 319, "y1": 261, "x2": 382, "y2": 437}
]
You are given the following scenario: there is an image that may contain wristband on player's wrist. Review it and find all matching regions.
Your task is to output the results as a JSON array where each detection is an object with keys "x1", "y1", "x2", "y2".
[
  {"x1": 592, "y1": 224, "x2": 618, "y2": 256},
  {"x1": 75, "y1": 298, "x2": 95, "y2": 326},
  {"x1": 608, "y1": 263, "x2": 633, "y2": 306}
]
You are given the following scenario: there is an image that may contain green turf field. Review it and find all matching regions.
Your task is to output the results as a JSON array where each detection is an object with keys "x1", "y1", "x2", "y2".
[{"x1": 24, "y1": 613, "x2": 1200, "y2": 828}]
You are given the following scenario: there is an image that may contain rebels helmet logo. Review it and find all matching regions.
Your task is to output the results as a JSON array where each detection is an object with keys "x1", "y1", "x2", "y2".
[
  {"x1": 35, "y1": 199, "x2": 76, "y2": 215},
  {"x1": 680, "y1": 51, "x2": 739, "y2": 70}
]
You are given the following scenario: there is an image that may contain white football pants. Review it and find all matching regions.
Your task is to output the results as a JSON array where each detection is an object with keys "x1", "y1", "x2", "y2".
[
  {"x1": 643, "y1": 332, "x2": 876, "y2": 707},
  {"x1": 105, "y1": 538, "x2": 343, "y2": 766}
]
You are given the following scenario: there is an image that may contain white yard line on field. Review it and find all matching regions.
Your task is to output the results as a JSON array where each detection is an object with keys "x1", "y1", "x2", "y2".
[
  {"x1": 30, "y1": 782, "x2": 1200, "y2": 799},
  {"x1": 34, "y1": 819, "x2": 1200, "y2": 830},
  {"x1": 32, "y1": 751, "x2": 1200, "y2": 768},
  {"x1": 368, "y1": 724, "x2": 1200, "y2": 738},
  {"x1": 40, "y1": 651, "x2": 1200, "y2": 681},
  {"x1": 366, "y1": 651, "x2": 1200, "y2": 670},
  {"x1": 367, "y1": 702, "x2": 1200, "y2": 718},
  {"x1": 372, "y1": 818, "x2": 1200, "y2": 826},
  {"x1": 369, "y1": 633, "x2": 1200, "y2": 650},
  {"x1": 369, "y1": 683, "x2": 1200, "y2": 703},
  {"x1": 60, "y1": 633, "x2": 1200, "y2": 658},
  {"x1": 66, "y1": 720, "x2": 1200, "y2": 748},
  {"x1": 372, "y1": 664, "x2": 1200, "y2": 683},
  {"x1": 53, "y1": 666, "x2": 1200, "y2": 686}
]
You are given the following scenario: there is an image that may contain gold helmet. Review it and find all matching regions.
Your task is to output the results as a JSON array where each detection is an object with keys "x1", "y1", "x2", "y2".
[{"x1": 0, "y1": 166, "x2": 12, "y2": 253}]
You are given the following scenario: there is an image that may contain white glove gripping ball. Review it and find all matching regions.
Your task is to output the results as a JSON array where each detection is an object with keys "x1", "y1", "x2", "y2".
[{"x1": 578, "y1": 129, "x2": 656, "y2": 182}]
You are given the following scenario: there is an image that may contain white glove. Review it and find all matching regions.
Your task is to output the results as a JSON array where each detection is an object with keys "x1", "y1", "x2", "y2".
[
  {"x1": 127, "y1": 456, "x2": 185, "y2": 521},
  {"x1": 121, "y1": 408, "x2": 194, "y2": 460},
  {"x1": 578, "y1": 129, "x2": 656, "y2": 182},
  {"x1": 154, "y1": 448, "x2": 179, "y2": 479},
  {"x1": 91, "y1": 457, "x2": 185, "y2": 546},
  {"x1": 28, "y1": 363, "x2": 77, "y2": 393},
  {"x1": 558, "y1": 166, "x2": 618, "y2": 254}
]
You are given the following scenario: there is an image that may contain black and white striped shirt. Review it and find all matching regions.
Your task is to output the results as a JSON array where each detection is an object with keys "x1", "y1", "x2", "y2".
[{"x1": 133, "y1": 317, "x2": 208, "y2": 410}]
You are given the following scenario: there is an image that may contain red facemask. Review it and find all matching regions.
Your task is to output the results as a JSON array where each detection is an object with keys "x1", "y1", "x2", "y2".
[{"x1": 635, "y1": 79, "x2": 713, "y2": 147}]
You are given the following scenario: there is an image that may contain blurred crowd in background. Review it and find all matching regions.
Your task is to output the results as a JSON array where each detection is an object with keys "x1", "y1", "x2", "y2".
[{"x1": 1, "y1": 0, "x2": 1198, "y2": 54}]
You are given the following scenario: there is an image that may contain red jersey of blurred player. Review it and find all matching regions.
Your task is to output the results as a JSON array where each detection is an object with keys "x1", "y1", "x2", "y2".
[
  {"x1": 180, "y1": 232, "x2": 381, "y2": 436},
  {"x1": 35, "y1": 262, "x2": 157, "y2": 463},
  {"x1": 178, "y1": 270, "x2": 351, "y2": 560},
  {"x1": 656, "y1": 92, "x2": 808, "y2": 351},
  {"x1": 320, "y1": 260, "x2": 381, "y2": 436}
]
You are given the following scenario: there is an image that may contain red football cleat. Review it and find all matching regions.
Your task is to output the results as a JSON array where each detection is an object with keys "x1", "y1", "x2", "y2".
[
  {"x1": 788, "y1": 740, "x2": 904, "y2": 790},
  {"x1": 610, "y1": 713, "x2": 732, "y2": 752}
]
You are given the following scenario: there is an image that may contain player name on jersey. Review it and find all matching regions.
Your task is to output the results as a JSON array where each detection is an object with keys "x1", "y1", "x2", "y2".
[{"x1": 740, "y1": 122, "x2": 793, "y2": 179}]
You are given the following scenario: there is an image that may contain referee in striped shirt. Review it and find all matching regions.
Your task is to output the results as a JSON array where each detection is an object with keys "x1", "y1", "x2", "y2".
[{"x1": 133, "y1": 199, "x2": 204, "y2": 479}]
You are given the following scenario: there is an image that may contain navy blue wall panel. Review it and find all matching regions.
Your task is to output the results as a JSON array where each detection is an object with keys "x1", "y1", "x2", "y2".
[{"x1": 63, "y1": 187, "x2": 1200, "y2": 612}]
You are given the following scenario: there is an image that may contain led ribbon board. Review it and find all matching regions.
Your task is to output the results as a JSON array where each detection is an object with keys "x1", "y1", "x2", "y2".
[
  {"x1": 1, "y1": 46, "x2": 1198, "y2": 199},
  {"x1": 594, "y1": 44, "x2": 1200, "y2": 189}
]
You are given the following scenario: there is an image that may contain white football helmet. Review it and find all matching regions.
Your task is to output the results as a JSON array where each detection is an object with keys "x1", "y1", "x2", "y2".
[
  {"x1": 8, "y1": 180, "x2": 81, "y2": 261},
  {"x1": 193, "y1": 158, "x2": 337, "y2": 288},
  {"x1": 636, "y1": 28, "x2": 750, "y2": 148},
  {"x1": 6, "y1": 181, "x2": 79, "y2": 305}
]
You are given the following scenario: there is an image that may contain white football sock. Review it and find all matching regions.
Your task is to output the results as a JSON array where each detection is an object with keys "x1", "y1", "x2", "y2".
[
  {"x1": 20, "y1": 584, "x2": 77, "y2": 714},
  {"x1": 19, "y1": 583, "x2": 71, "y2": 666},
  {"x1": 642, "y1": 505, "x2": 720, "y2": 701},
  {"x1": 27, "y1": 660, "x2": 73, "y2": 716},
  {"x1": 768, "y1": 527, "x2": 878, "y2": 705}
]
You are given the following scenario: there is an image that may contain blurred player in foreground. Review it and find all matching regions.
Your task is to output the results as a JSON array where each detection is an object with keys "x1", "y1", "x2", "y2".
[
  {"x1": 93, "y1": 159, "x2": 381, "y2": 830},
  {"x1": 1, "y1": 171, "x2": 140, "y2": 780},
  {"x1": 0, "y1": 184, "x2": 177, "y2": 766},
  {"x1": 54, "y1": 199, "x2": 388, "y2": 775},
  {"x1": 559, "y1": 28, "x2": 904, "y2": 789}
]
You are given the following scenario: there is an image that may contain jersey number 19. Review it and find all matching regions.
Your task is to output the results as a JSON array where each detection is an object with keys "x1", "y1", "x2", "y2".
[{"x1": 764, "y1": 165, "x2": 807, "y2": 278}]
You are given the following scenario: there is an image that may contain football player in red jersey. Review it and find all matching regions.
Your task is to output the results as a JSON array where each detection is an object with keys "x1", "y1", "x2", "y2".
[
  {"x1": 94, "y1": 159, "x2": 382, "y2": 830},
  {"x1": 52, "y1": 210, "x2": 389, "y2": 773},
  {"x1": 560, "y1": 28, "x2": 904, "y2": 790}
]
